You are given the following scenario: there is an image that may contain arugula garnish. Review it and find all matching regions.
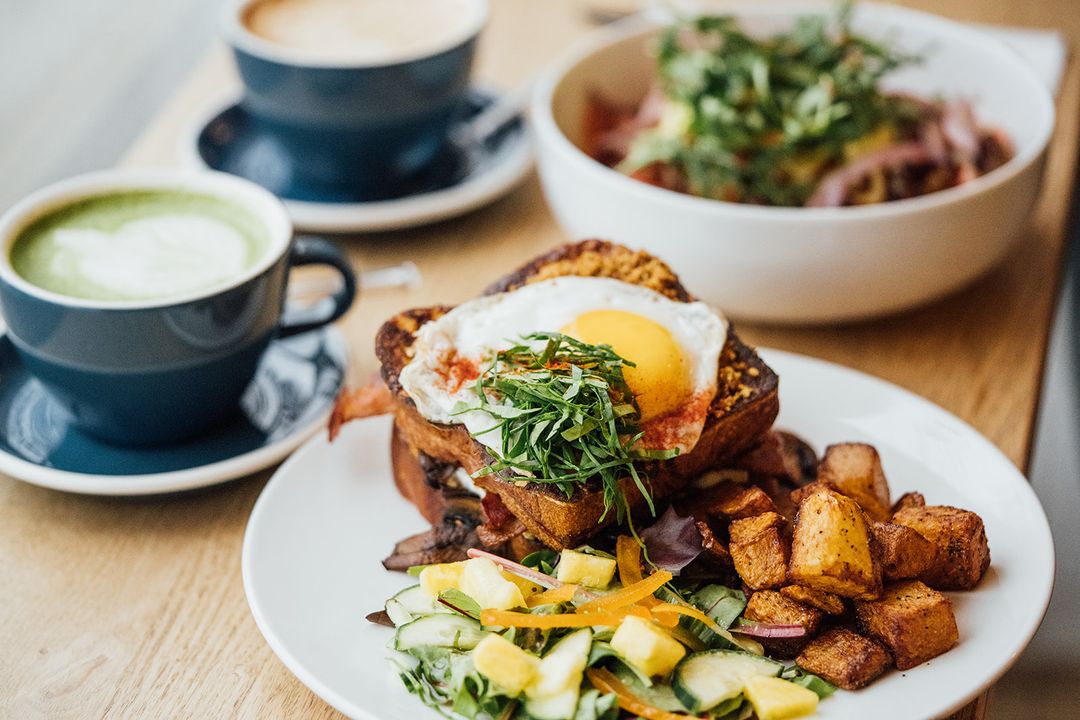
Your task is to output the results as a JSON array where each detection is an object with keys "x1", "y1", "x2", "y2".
[
  {"x1": 623, "y1": 3, "x2": 923, "y2": 206},
  {"x1": 458, "y1": 332, "x2": 676, "y2": 522}
]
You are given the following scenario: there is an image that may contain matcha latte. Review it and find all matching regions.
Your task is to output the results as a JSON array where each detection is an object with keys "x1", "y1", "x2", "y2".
[{"x1": 10, "y1": 190, "x2": 269, "y2": 302}]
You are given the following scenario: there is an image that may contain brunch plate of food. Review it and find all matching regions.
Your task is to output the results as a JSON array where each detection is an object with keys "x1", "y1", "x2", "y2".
[{"x1": 242, "y1": 243, "x2": 1053, "y2": 720}]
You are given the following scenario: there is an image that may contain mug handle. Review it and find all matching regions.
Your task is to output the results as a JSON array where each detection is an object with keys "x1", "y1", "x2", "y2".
[{"x1": 278, "y1": 236, "x2": 358, "y2": 338}]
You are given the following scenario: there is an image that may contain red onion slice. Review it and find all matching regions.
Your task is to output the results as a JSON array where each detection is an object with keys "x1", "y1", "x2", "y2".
[
  {"x1": 731, "y1": 620, "x2": 807, "y2": 638},
  {"x1": 465, "y1": 548, "x2": 600, "y2": 600}
]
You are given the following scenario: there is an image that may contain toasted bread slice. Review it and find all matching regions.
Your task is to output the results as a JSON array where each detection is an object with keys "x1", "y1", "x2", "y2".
[{"x1": 377, "y1": 240, "x2": 779, "y2": 548}]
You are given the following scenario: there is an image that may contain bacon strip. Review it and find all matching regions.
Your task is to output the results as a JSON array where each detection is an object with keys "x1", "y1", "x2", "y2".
[{"x1": 327, "y1": 376, "x2": 395, "y2": 441}]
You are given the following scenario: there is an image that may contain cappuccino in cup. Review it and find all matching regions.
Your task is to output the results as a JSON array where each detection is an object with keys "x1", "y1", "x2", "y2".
[{"x1": 242, "y1": 0, "x2": 484, "y2": 64}]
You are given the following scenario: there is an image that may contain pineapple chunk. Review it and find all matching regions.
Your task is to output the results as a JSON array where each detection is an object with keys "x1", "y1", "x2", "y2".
[
  {"x1": 472, "y1": 634, "x2": 539, "y2": 696},
  {"x1": 743, "y1": 676, "x2": 819, "y2": 720},
  {"x1": 526, "y1": 628, "x2": 593, "y2": 698},
  {"x1": 610, "y1": 615, "x2": 686, "y2": 678},
  {"x1": 556, "y1": 550, "x2": 617, "y2": 589},
  {"x1": 460, "y1": 558, "x2": 526, "y2": 610},
  {"x1": 418, "y1": 561, "x2": 467, "y2": 597}
]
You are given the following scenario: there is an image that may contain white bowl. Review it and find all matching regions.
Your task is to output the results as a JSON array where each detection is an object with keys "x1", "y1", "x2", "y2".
[{"x1": 531, "y1": 2, "x2": 1055, "y2": 323}]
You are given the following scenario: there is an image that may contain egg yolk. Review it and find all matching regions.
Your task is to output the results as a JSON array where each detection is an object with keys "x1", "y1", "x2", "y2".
[{"x1": 561, "y1": 309, "x2": 691, "y2": 421}]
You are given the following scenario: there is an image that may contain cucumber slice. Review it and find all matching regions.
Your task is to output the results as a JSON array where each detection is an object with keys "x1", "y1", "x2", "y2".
[
  {"x1": 384, "y1": 599, "x2": 414, "y2": 627},
  {"x1": 394, "y1": 585, "x2": 445, "y2": 614},
  {"x1": 394, "y1": 614, "x2": 487, "y2": 652},
  {"x1": 524, "y1": 629, "x2": 593, "y2": 720},
  {"x1": 524, "y1": 687, "x2": 579, "y2": 720},
  {"x1": 672, "y1": 650, "x2": 783, "y2": 713},
  {"x1": 385, "y1": 585, "x2": 451, "y2": 626}
]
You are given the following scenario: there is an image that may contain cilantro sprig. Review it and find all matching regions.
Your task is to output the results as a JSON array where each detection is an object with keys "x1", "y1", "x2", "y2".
[{"x1": 458, "y1": 332, "x2": 676, "y2": 522}]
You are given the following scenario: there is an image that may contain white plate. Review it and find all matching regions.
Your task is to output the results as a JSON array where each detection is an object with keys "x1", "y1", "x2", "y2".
[{"x1": 242, "y1": 349, "x2": 1055, "y2": 720}]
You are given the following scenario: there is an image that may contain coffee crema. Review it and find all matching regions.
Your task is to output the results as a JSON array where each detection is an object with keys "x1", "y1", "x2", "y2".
[
  {"x1": 241, "y1": 0, "x2": 481, "y2": 63},
  {"x1": 10, "y1": 190, "x2": 269, "y2": 302}
]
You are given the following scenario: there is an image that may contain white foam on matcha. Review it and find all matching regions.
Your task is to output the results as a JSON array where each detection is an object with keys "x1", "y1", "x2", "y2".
[{"x1": 48, "y1": 215, "x2": 252, "y2": 301}]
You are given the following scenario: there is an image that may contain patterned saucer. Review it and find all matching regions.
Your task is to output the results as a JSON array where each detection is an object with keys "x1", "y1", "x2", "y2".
[{"x1": 0, "y1": 326, "x2": 347, "y2": 495}]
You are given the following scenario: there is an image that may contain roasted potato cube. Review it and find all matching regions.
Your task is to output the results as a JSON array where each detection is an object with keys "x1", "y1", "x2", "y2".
[
  {"x1": 855, "y1": 580, "x2": 958, "y2": 670},
  {"x1": 695, "y1": 519, "x2": 733, "y2": 567},
  {"x1": 817, "y1": 443, "x2": 891, "y2": 522},
  {"x1": 892, "y1": 506, "x2": 990, "y2": 590},
  {"x1": 780, "y1": 585, "x2": 845, "y2": 615},
  {"x1": 789, "y1": 481, "x2": 832, "y2": 508},
  {"x1": 744, "y1": 590, "x2": 824, "y2": 658},
  {"x1": 756, "y1": 476, "x2": 799, "y2": 525},
  {"x1": 694, "y1": 481, "x2": 777, "y2": 521},
  {"x1": 729, "y1": 512, "x2": 789, "y2": 590},
  {"x1": 796, "y1": 628, "x2": 892, "y2": 690},
  {"x1": 789, "y1": 487, "x2": 881, "y2": 599},
  {"x1": 891, "y1": 491, "x2": 925, "y2": 515},
  {"x1": 870, "y1": 521, "x2": 937, "y2": 581}
]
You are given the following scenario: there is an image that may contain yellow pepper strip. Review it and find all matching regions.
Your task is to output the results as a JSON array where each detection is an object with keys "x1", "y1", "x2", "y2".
[
  {"x1": 586, "y1": 668, "x2": 694, "y2": 720},
  {"x1": 481, "y1": 605, "x2": 649, "y2": 629},
  {"x1": 526, "y1": 584, "x2": 579, "y2": 607},
  {"x1": 650, "y1": 603, "x2": 763, "y2": 655},
  {"x1": 616, "y1": 535, "x2": 643, "y2": 585},
  {"x1": 650, "y1": 603, "x2": 725, "y2": 634},
  {"x1": 615, "y1": 536, "x2": 660, "y2": 608},
  {"x1": 576, "y1": 570, "x2": 673, "y2": 614}
]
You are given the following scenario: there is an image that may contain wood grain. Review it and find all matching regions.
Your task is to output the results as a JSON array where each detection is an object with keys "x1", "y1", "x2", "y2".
[{"x1": 1, "y1": 1, "x2": 1076, "y2": 718}]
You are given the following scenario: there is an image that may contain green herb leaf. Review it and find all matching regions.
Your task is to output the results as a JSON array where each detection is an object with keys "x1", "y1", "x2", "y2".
[
  {"x1": 438, "y1": 589, "x2": 482, "y2": 620},
  {"x1": 521, "y1": 549, "x2": 559, "y2": 575},
  {"x1": 625, "y1": 2, "x2": 921, "y2": 206},
  {"x1": 464, "y1": 332, "x2": 671, "y2": 523}
]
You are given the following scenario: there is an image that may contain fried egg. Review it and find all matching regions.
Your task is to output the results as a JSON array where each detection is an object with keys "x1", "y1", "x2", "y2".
[{"x1": 398, "y1": 276, "x2": 728, "y2": 456}]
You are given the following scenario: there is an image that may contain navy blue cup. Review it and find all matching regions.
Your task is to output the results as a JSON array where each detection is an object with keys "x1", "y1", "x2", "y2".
[
  {"x1": 224, "y1": 0, "x2": 487, "y2": 201},
  {"x1": 0, "y1": 170, "x2": 357, "y2": 447}
]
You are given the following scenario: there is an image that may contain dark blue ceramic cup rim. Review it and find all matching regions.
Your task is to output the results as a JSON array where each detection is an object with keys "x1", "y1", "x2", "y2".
[
  {"x1": 0, "y1": 169, "x2": 293, "y2": 312},
  {"x1": 222, "y1": 0, "x2": 489, "y2": 71}
]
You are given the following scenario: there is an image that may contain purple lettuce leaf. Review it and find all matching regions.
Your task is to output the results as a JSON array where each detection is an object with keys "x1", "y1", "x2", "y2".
[{"x1": 641, "y1": 506, "x2": 703, "y2": 574}]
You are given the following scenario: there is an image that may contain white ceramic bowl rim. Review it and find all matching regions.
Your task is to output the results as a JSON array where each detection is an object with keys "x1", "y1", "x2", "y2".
[
  {"x1": 222, "y1": 0, "x2": 489, "y2": 70},
  {"x1": 532, "y1": 1, "x2": 1056, "y2": 224},
  {"x1": 0, "y1": 168, "x2": 293, "y2": 311}
]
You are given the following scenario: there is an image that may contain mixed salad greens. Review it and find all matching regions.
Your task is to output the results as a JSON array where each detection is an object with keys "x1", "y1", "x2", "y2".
[
  {"x1": 587, "y1": 4, "x2": 1012, "y2": 207},
  {"x1": 376, "y1": 539, "x2": 835, "y2": 720}
]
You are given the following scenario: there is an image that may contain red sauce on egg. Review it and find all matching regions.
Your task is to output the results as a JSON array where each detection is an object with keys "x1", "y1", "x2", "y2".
[
  {"x1": 434, "y1": 351, "x2": 480, "y2": 393},
  {"x1": 638, "y1": 391, "x2": 712, "y2": 453}
]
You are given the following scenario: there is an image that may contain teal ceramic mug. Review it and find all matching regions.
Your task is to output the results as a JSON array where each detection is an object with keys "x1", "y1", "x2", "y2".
[
  {"x1": 0, "y1": 169, "x2": 356, "y2": 446},
  {"x1": 222, "y1": 0, "x2": 488, "y2": 200}
]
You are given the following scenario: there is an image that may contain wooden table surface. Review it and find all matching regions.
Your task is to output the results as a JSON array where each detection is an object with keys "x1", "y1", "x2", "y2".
[{"x1": 2, "y1": 1, "x2": 1076, "y2": 718}]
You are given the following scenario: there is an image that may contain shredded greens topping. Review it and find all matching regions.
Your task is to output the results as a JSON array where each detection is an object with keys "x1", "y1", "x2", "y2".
[
  {"x1": 621, "y1": 4, "x2": 923, "y2": 205},
  {"x1": 457, "y1": 332, "x2": 677, "y2": 521}
]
